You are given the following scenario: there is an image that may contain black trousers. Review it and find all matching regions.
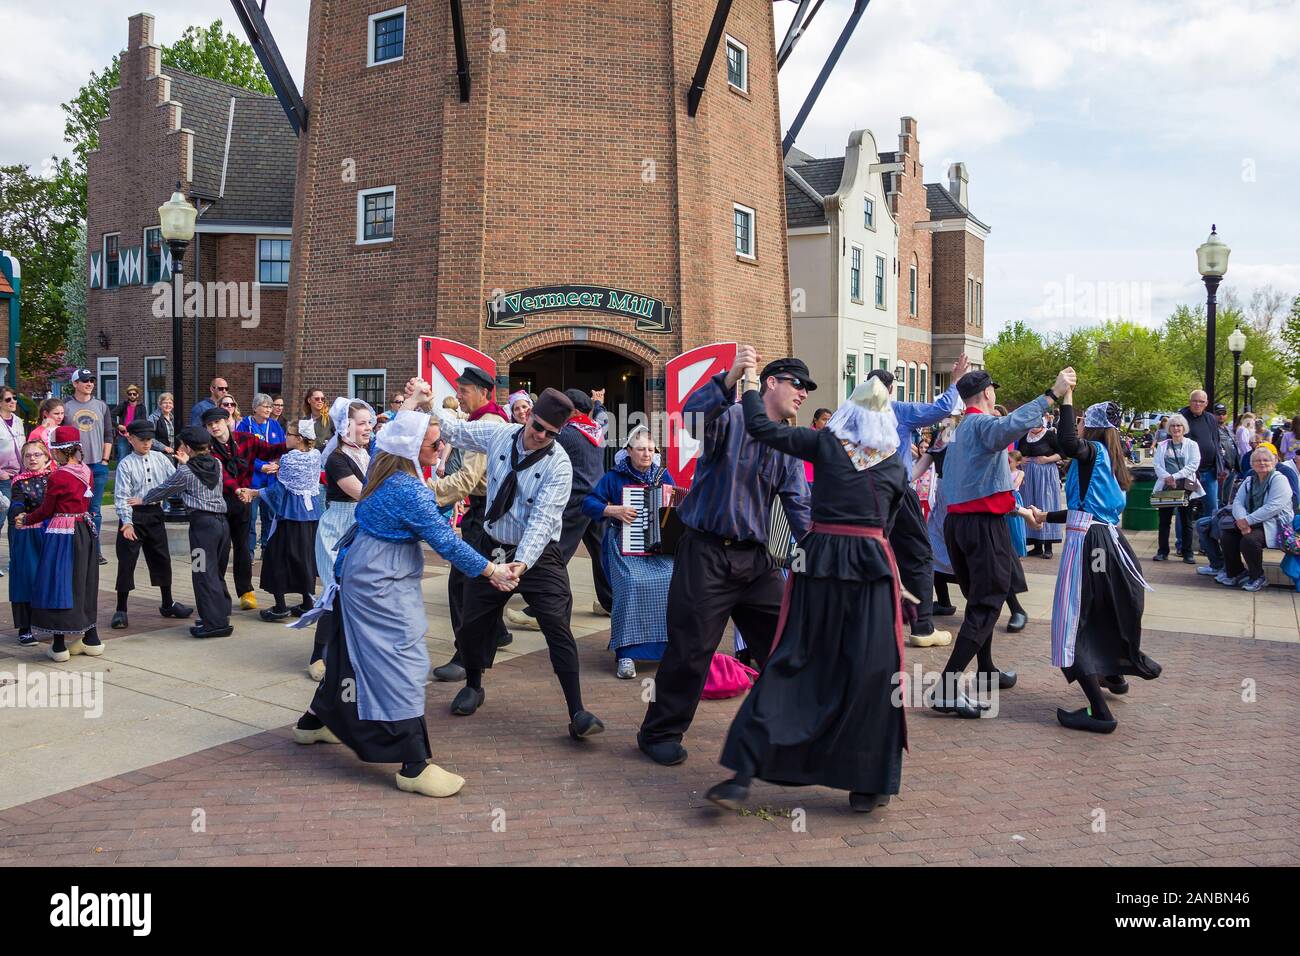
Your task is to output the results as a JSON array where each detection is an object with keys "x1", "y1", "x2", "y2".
[
  {"x1": 640, "y1": 529, "x2": 784, "y2": 745},
  {"x1": 458, "y1": 538, "x2": 579, "y2": 677},
  {"x1": 943, "y1": 511, "x2": 1013, "y2": 649},
  {"x1": 190, "y1": 510, "x2": 232, "y2": 628},
  {"x1": 223, "y1": 492, "x2": 254, "y2": 596},
  {"x1": 115, "y1": 505, "x2": 173, "y2": 593},
  {"x1": 1221, "y1": 524, "x2": 1266, "y2": 579},
  {"x1": 557, "y1": 510, "x2": 613, "y2": 611},
  {"x1": 1157, "y1": 505, "x2": 1193, "y2": 556},
  {"x1": 889, "y1": 485, "x2": 934, "y2": 635},
  {"x1": 447, "y1": 496, "x2": 510, "y2": 646}
]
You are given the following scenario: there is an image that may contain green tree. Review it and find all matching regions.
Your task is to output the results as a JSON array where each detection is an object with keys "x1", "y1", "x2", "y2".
[
  {"x1": 1088, "y1": 320, "x2": 1184, "y2": 414},
  {"x1": 60, "y1": 223, "x2": 87, "y2": 369},
  {"x1": 0, "y1": 163, "x2": 82, "y2": 388},
  {"x1": 1280, "y1": 293, "x2": 1300, "y2": 383},
  {"x1": 59, "y1": 20, "x2": 273, "y2": 214},
  {"x1": 983, "y1": 321, "x2": 1061, "y2": 408},
  {"x1": 1160, "y1": 302, "x2": 1290, "y2": 413}
]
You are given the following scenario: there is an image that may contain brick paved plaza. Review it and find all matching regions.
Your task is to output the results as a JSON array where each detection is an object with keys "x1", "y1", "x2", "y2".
[{"x1": 1, "y1": 520, "x2": 1297, "y2": 867}]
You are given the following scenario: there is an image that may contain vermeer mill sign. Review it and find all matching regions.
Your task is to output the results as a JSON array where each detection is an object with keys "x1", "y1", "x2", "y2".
[{"x1": 485, "y1": 285, "x2": 673, "y2": 333}]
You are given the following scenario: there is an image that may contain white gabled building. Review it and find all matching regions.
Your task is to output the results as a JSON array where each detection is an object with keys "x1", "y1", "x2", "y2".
[{"x1": 785, "y1": 130, "x2": 900, "y2": 418}]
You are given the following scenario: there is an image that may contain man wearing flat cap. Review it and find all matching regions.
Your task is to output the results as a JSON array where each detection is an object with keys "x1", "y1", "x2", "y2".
[
  {"x1": 929, "y1": 365, "x2": 1076, "y2": 718},
  {"x1": 426, "y1": 365, "x2": 513, "y2": 683},
  {"x1": 638, "y1": 345, "x2": 812, "y2": 767},
  {"x1": 112, "y1": 419, "x2": 193, "y2": 629},
  {"x1": 436, "y1": 383, "x2": 606, "y2": 739}
]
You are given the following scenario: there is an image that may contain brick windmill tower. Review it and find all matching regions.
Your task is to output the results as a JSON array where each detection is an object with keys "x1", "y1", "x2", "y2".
[{"x1": 232, "y1": 0, "x2": 799, "y2": 425}]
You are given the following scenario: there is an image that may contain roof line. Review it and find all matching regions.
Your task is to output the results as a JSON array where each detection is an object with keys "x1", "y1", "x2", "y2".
[
  {"x1": 165, "y1": 65, "x2": 279, "y2": 100},
  {"x1": 784, "y1": 164, "x2": 824, "y2": 207},
  {"x1": 219, "y1": 96, "x2": 236, "y2": 199}
]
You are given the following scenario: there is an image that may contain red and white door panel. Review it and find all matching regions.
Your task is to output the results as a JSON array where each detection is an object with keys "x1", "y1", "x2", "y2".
[
  {"x1": 418, "y1": 336, "x2": 497, "y2": 409},
  {"x1": 664, "y1": 342, "x2": 737, "y2": 489}
]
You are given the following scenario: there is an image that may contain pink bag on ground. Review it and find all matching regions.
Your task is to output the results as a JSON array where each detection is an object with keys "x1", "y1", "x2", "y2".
[{"x1": 702, "y1": 654, "x2": 758, "y2": 699}]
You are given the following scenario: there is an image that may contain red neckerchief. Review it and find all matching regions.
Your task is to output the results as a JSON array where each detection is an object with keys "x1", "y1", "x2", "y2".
[
  {"x1": 565, "y1": 413, "x2": 603, "y2": 446},
  {"x1": 468, "y1": 401, "x2": 508, "y2": 423}
]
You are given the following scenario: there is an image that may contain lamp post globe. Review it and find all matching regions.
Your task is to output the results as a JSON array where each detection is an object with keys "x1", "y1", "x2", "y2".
[
  {"x1": 1196, "y1": 225, "x2": 1231, "y2": 402},
  {"x1": 1246, "y1": 375, "x2": 1257, "y2": 413},
  {"x1": 157, "y1": 185, "x2": 197, "y2": 413}
]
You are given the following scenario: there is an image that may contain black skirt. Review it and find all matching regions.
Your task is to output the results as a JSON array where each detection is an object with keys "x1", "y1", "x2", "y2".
[
  {"x1": 1063, "y1": 524, "x2": 1160, "y2": 682},
  {"x1": 307, "y1": 608, "x2": 432, "y2": 764},
  {"x1": 719, "y1": 531, "x2": 905, "y2": 795},
  {"x1": 260, "y1": 519, "x2": 318, "y2": 596}
]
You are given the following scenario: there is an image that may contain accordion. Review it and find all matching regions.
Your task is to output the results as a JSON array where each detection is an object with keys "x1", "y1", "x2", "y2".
[
  {"x1": 620, "y1": 485, "x2": 686, "y2": 556},
  {"x1": 1149, "y1": 488, "x2": 1190, "y2": 509}
]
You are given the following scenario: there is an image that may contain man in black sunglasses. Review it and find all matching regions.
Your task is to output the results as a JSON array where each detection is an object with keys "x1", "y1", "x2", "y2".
[
  {"x1": 638, "y1": 347, "x2": 813, "y2": 767},
  {"x1": 436, "y1": 384, "x2": 606, "y2": 740}
]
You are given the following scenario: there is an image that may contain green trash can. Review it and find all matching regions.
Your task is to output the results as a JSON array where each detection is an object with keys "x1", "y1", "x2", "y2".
[{"x1": 1122, "y1": 465, "x2": 1158, "y2": 531}]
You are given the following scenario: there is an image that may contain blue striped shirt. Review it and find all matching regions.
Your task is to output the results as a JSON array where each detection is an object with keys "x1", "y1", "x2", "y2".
[{"x1": 675, "y1": 373, "x2": 810, "y2": 543}]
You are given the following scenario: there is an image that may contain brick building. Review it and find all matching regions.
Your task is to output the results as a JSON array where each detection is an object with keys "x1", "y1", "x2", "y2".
[
  {"x1": 785, "y1": 116, "x2": 989, "y2": 411},
  {"x1": 84, "y1": 13, "x2": 296, "y2": 415},
  {"x1": 282, "y1": 0, "x2": 791, "y2": 417}
]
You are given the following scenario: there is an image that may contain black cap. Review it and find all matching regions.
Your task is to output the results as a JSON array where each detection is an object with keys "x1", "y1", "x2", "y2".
[
  {"x1": 179, "y1": 426, "x2": 212, "y2": 449},
  {"x1": 564, "y1": 388, "x2": 594, "y2": 414},
  {"x1": 759, "y1": 357, "x2": 818, "y2": 392},
  {"x1": 70, "y1": 367, "x2": 95, "y2": 383},
  {"x1": 200, "y1": 407, "x2": 230, "y2": 425},
  {"x1": 455, "y1": 366, "x2": 494, "y2": 392},
  {"x1": 125, "y1": 420, "x2": 156, "y2": 439},
  {"x1": 956, "y1": 370, "x2": 999, "y2": 400},
  {"x1": 532, "y1": 387, "x2": 575, "y2": 430},
  {"x1": 1213, "y1": 402, "x2": 1227, "y2": 413}
]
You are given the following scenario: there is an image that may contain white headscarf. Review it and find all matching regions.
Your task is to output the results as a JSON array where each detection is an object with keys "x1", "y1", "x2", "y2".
[
  {"x1": 825, "y1": 378, "x2": 900, "y2": 465},
  {"x1": 375, "y1": 410, "x2": 430, "y2": 472},
  {"x1": 322, "y1": 397, "x2": 375, "y2": 470}
]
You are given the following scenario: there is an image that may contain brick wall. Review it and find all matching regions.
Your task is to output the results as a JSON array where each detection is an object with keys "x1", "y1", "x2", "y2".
[
  {"x1": 283, "y1": 0, "x2": 790, "y2": 412},
  {"x1": 891, "y1": 117, "x2": 934, "y2": 395}
]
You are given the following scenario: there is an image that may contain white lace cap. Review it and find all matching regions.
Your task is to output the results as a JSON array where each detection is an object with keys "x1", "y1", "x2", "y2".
[
  {"x1": 297, "y1": 418, "x2": 316, "y2": 442},
  {"x1": 375, "y1": 410, "x2": 430, "y2": 470},
  {"x1": 826, "y1": 378, "x2": 900, "y2": 456}
]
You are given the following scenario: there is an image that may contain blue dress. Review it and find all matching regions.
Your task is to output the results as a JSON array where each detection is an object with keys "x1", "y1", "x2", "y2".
[
  {"x1": 582, "y1": 461, "x2": 676, "y2": 660},
  {"x1": 332, "y1": 472, "x2": 487, "y2": 722},
  {"x1": 8, "y1": 473, "x2": 48, "y2": 606}
]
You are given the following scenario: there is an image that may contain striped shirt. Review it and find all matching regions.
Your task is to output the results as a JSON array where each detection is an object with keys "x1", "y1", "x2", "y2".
[
  {"x1": 114, "y1": 450, "x2": 176, "y2": 526},
  {"x1": 675, "y1": 372, "x2": 810, "y2": 544},
  {"x1": 437, "y1": 413, "x2": 573, "y2": 569},
  {"x1": 140, "y1": 459, "x2": 227, "y2": 514}
]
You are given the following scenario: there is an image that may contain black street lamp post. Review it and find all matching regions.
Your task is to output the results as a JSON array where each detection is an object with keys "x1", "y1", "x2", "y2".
[
  {"x1": 1195, "y1": 225, "x2": 1231, "y2": 402},
  {"x1": 1228, "y1": 327, "x2": 1246, "y2": 426},
  {"x1": 158, "y1": 185, "x2": 197, "y2": 413}
]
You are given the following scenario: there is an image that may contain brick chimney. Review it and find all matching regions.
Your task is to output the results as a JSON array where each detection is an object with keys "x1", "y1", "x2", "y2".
[{"x1": 948, "y1": 162, "x2": 969, "y2": 207}]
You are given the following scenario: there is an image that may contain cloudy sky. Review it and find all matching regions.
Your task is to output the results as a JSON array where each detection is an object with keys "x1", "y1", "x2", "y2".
[{"x1": 4, "y1": 0, "x2": 1297, "y2": 336}]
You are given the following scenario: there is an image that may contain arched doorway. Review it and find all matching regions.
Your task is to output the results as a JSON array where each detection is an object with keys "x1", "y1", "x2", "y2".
[{"x1": 508, "y1": 344, "x2": 646, "y2": 419}]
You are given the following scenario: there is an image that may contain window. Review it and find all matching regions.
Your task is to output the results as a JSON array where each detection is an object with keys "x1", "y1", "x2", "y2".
[
  {"x1": 863, "y1": 352, "x2": 874, "y2": 376},
  {"x1": 967, "y1": 277, "x2": 974, "y2": 324},
  {"x1": 894, "y1": 363, "x2": 906, "y2": 402},
  {"x1": 97, "y1": 357, "x2": 119, "y2": 407},
  {"x1": 844, "y1": 351, "x2": 857, "y2": 399},
  {"x1": 144, "y1": 356, "x2": 166, "y2": 412},
  {"x1": 368, "y1": 7, "x2": 406, "y2": 66},
  {"x1": 103, "y1": 234, "x2": 120, "y2": 288},
  {"x1": 975, "y1": 281, "x2": 983, "y2": 327},
  {"x1": 357, "y1": 187, "x2": 396, "y2": 244},
  {"x1": 725, "y1": 37, "x2": 748, "y2": 91},
  {"x1": 908, "y1": 363, "x2": 918, "y2": 403},
  {"x1": 143, "y1": 228, "x2": 162, "y2": 284},
  {"x1": 733, "y1": 203, "x2": 755, "y2": 259},
  {"x1": 878, "y1": 355, "x2": 889, "y2": 371},
  {"x1": 920, "y1": 363, "x2": 930, "y2": 400},
  {"x1": 874, "y1": 255, "x2": 886, "y2": 308},
  {"x1": 850, "y1": 247, "x2": 863, "y2": 301},
  {"x1": 257, "y1": 238, "x2": 292, "y2": 285},
  {"x1": 350, "y1": 369, "x2": 387, "y2": 409},
  {"x1": 864, "y1": 197, "x2": 875, "y2": 230},
  {"x1": 254, "y1": 364, "x2": 283, "y2": 400},
  {"x1": 909, "y1": 262, "x2": 918, "y2": 316}
]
